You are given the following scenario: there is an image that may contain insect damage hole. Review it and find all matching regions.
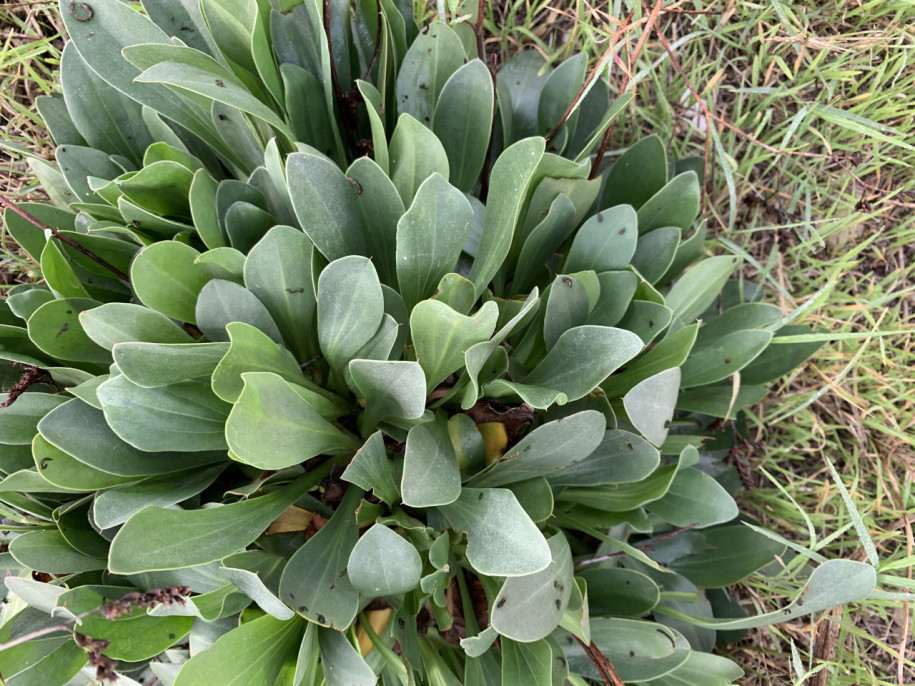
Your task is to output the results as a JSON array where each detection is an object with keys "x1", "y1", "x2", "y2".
[{"x1": 69, "y1": 2, "x2": 93, "y2": 22}]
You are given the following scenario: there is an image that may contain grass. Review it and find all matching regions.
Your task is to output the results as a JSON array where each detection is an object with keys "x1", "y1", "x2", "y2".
[
  {"x1": 1, "y1": 1, "x2": 914, "y2": 684},
  {"x1": 495, "y1": 1, "x2": 915, "y2": 684}
]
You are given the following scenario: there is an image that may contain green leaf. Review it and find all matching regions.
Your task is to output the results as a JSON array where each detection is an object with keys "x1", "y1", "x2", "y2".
[
  {"x1": 631, "y1": 227, "x2": 680, "y2": 284},
  {"x1": 36, "y1": 92, "x2": 85, "y2": 148},
  {"x1": 646, "y1": 651, "x2": 744, "y2": 686},
  {"x1": 680, "y1": 330, "x2": 773, "y2": 387},
  {"x1": 224, "y1": 201, "x2": 275, "y2": 253},
  {"x1": 600, "y1": 135, "x2": 668, "y2": 210},
  {"x1": 79, "y1": 303, "x2": 193, "y2": 350},
  {"x1": 564, "y1": 618, "x2": 687, "y2": 683},
  {"x1": 563, "y1": 205, "x2": 638, "y2": 275},
  {"x1": 244, "y1": 225, "x2": 319, "y2": 363},
  {"x1": 355, "y1": 80, "x2": 389, "y2": 173},
  {"x1": 481, "y1": 379, "x2": 567, "y2": 410},
  {"x1": 38, "y1": 399, "x2": 225, "y2": 476},
  {"x1": 498, "y1": 51, "x2": 549, "y2": 142},
  {"x1": 537, "y1": 52, "x2": 586, "y2": 150},
  {"x1": 341, "y1": 431, "x2": 400, "y2": 506},
  {"x1": 279, "y1": 486, "x2": 361, "y2": 629},
  {"x1": 131, "y1": 241, "x2": 212, "y2": 323},
  {"x1": 97, "y1": 376, "x2": 230, "y2": 452},
  {"x1": 433, "y1": 60, "x2": 494, "y2": 191},
  {"x1": 32, "y1": 434, "x2": 134, "y2": 491},
  {"x1": 114, "y1": 341, "x2": 229, "y2": 387},
  {"x1": 471, "y1": 411, "x2": 605, "y2": 488},
  {"x1": 740, "y1": 324, "x2": 825, "y2": 385},
  {"x1": 637, "y1": 172, "x2": 701, "y2": 233},
  {"x1": 461, "y1": 289, "x2": 540, "y2": 409},
  {"x1": 8, "y1": 530, "x2": 106, "y2": 573},
  {"x1": 109, "y1": 470, "x2": 324, "y2": 574},
  {"x1": 491, "y1": 533, "x2": 573, "y2": 642},
  {"x1": 522, "y1": 326, "x2": 643, "y2": 401},
  {"x1": 439, "y1": 488, "x2": 550, "y2": 577},
  {"x1": 40, "y1": 240, "x2": 89, "y2": 300},
  {"x1": 623, "y1": 367, "x2": 680, "y2": 447},
  {"x1": 411, "y1": 300, "x2": 498, "y2": 392},
  {"x1": 319, "y1": 627, "x2": 377, "y2": 686},
  {"x1": 6, "y1": 287, "x2": 55, "y2": 322},
  {"x1": 212, "y1": 322, "x2": 308, "y2": 404},
  {"x1": 346, "y1": 156, "x2": 404, "y2": 288},
  {"x1": 502, "y1": 639, "x2": 551, "y2": 686},
  {"x1": 402, "y1": 416, "x2": 462, "y2": 507},
  {"x1": 433, "y1": 273, "x2": 477, "y2": 315},
  {"x1": 27, "y1": 298, "x2": 109, "y2": 364},
  {"x1": 395, "y1": 21, "x2": 465, "y2": 125},
  {"x1": 174, "y1": 613, "x2": 303, "y2": 686},
  {"x1": 93, "y1": 465, "x2": 225, "y2": 529},
  {"x1": 131, "y1": 55, "x2": 291, "y2": 137},
  {"x1": 602, "y1": 323, "x2": 698, "y2": 397},
  {"x1": 667, "y1": 526, "x2": 786, "y2": 588},
  {"x1": 512, "y1": 194, "x2": 577, "y2": 295},
  {"x1": 195, "y1": 279, "x2": 284, "y2": 345},
  {"x1": 0, "y1": 393, "x2": 68, "y2": 445},
  {"x1": 118, "y1": 160, "x2": 194, "y2": 217},
  {"x1": 676, "y1": 383, "x2": 768, "y2": 419},
  {"x1": 695, "y1": 303, "x2": 782, "y2": 347},
  {"x1": 389, "y1": 113, "x2": 450, "y2": 206},
  {"x1": 543, "y1": 275, "x2": 590, "y2": 350},
  {"x1": 226, "y1": 372, "x2": 358, "y2": 470},
  {"x1": 665, "y1": 256, "x2": 739, "y2": 327},
  {"x1": 4, "y1": 204, "x2": 72, "y2": 263},
  {"x1": 655, "y1": 559, "x2": 876, "y2": 630},
  {"x1": 3, "y1": 637, "x2": 87, "y2": 686},
  {"x1": 549, "y1": 429, "x2": 660, "y2": 486},
  {"x1": 348, "y1": 524, "x2": 422, "y2": 596},
  {"x1": 557, "y1": 461, "x2": 678, "y2": 512},
  {"x1": 58, "y1": 0, "x2": 223, "y2": 158},
  {"x1": 195, "y1": 247, "x2": 246, "y2": 284},
  {"x1": 219, "y1": 551, "x2": 294, "y2": 620},
  {"x1": 468, "y1": 138, "x2": 545, "y2": 298},
  {"x1": 57, "y1": 145, "x2": 120, "y2": 205},
  {"x1": 578, "y1": 567, "x2": 660, "y2": 617},
  {"x1": 287, "y1": 152, "x2": 366, "y2": 261},
  {"x1": 58, "y1": 586, "x2": 192, "y2": 661},
  {"x1": 348, "y1": 360, "x2": 427, "y2": 431},
  {"x1": 646, "y1": 467, "x2": 738, "y2": 528},
  {"x1": 396, "y1": 173, "x2": 473, "y2": 310},
  {"x1": 618, "y1": 300, "x2": 672, "y2": 344}
]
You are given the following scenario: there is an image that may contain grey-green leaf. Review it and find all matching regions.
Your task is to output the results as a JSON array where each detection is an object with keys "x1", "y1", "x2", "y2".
[
  {"x1": 108, "y1": 471, "x2": 321, "y2": 574},
  {"x1": 97, "y1": 375, "x2": 230, "y2": 452},
  {"x1": 79, "y1": 303, "x2": 193, "y2": 350},
  {"x1": 131, "y1": 241, "x2": 212, "y2": 323},
  {"x1": 279, "y1": 486, "x2": 361, "y2": 630},
  {"x1": 522, "y1": 326, "x2": 643, "y2": 401},
  {"x1": 402, "y1": 416, "x2": 462, "y2": 507},
  {"x1": 433, "y1": 60, "x2": 494, "y2": 191},
  {"x1": 468, "y1": 138, "x2": 545, "y2": 298},
  {"x1": 396, "y1": 173, "x2": 473, "y2": 310},
  {"x1": 225, "y1": 372, "x2": 358, "y2": 470},
  {"x1": 287, "y1": 152, "x2": 366, "y2": 260},
  {"x1": 317, "y1": 256, "x2": 384, "y2": 373},
  {"x1": 470, "y1": 411, "x2": 605, "y2": 488},
  {"x1": 347, "y1": 524, "x2": 422, "y2": 596},
  {"x1": 623, "y1": 367, "x2": 680, "y2": 447},
  {"x1": 491, "y1": 533, "x2": 573, "y2": 642},
  {"x1": 411, "y1": 300, "x2": 498, "y2": 392},
  {"x1": 439, "y1": 488, "x2": 550, "y2": 577}
]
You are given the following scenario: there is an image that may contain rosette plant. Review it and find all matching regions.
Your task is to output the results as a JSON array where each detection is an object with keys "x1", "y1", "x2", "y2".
[{"x1": 0, "y1": 0, "x2": 877, "y2": 684}]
